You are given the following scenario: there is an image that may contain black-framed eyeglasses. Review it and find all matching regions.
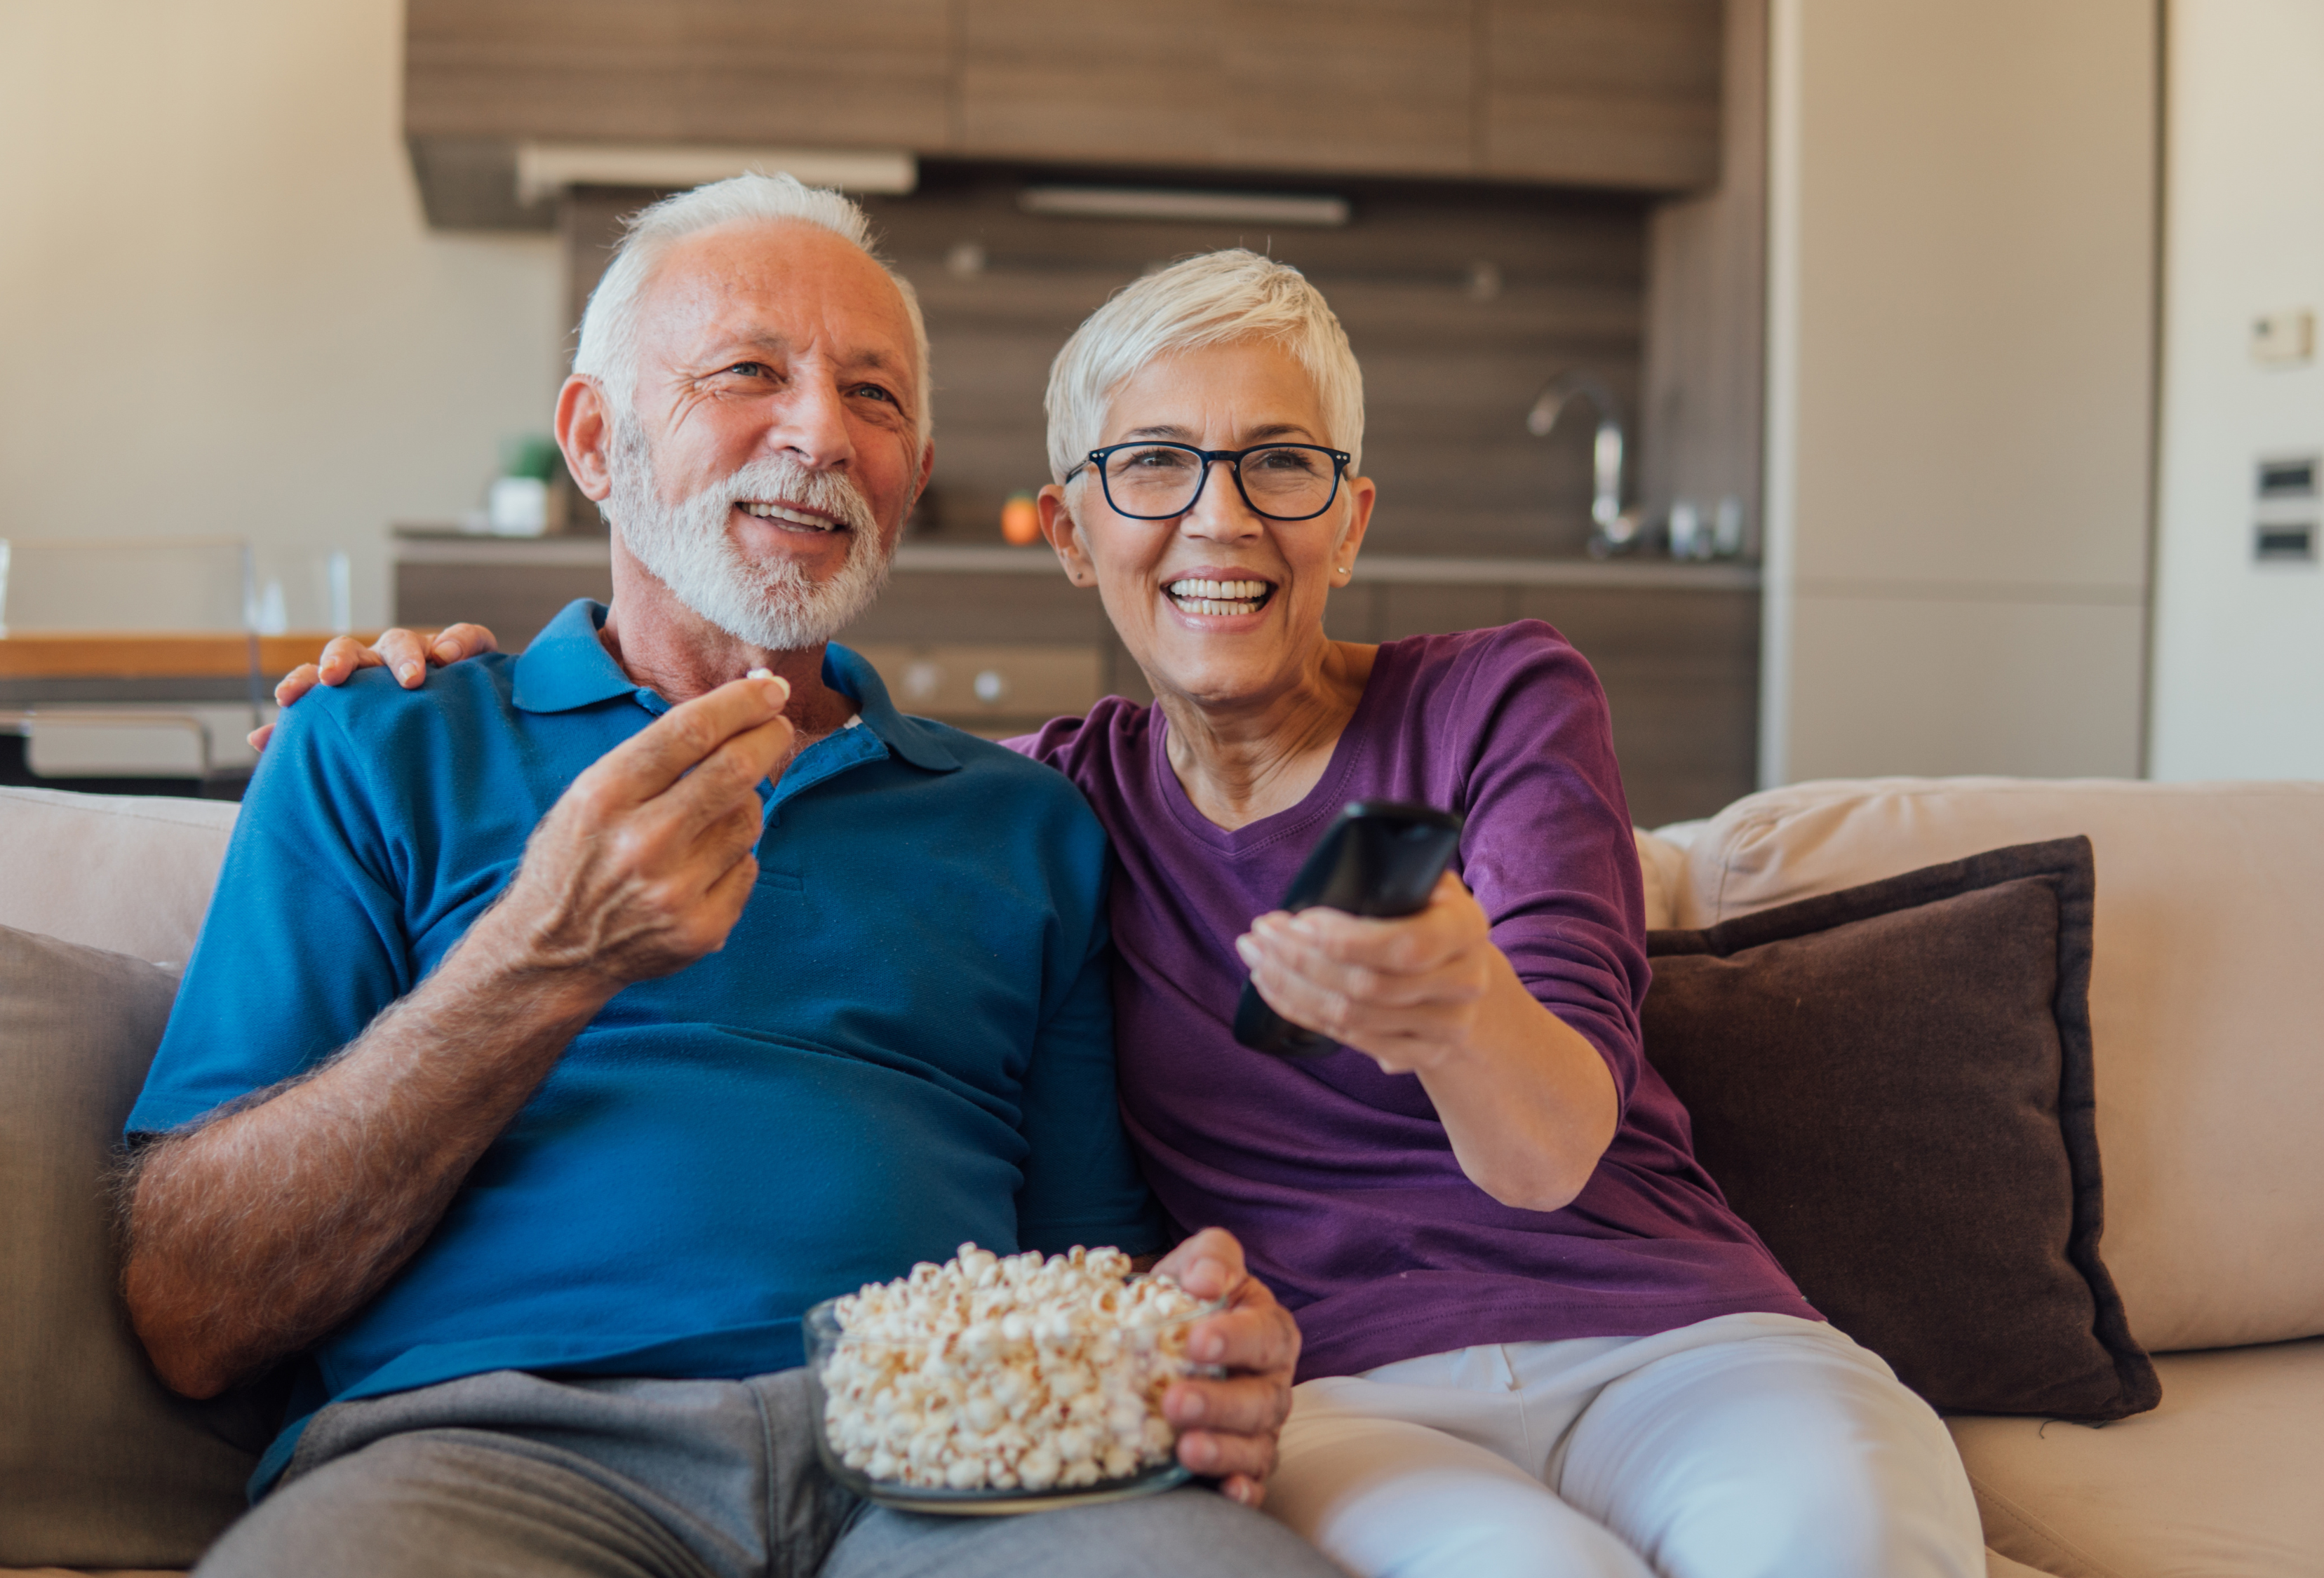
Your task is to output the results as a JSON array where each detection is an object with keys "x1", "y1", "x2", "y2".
[{"x1": 1068, "y1": 442, "x2": 1353, "y2": 522}]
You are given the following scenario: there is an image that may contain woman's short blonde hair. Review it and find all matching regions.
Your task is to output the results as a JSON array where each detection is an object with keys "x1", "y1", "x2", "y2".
[{"x1": 1043, "y1": 250, "x2": 1364, "y2": 484}]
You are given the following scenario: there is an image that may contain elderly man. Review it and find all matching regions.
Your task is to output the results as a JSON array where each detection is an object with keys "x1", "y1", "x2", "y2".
[{"x1": 119, "y1": 175, "x2": 1334, "y2": 1578}]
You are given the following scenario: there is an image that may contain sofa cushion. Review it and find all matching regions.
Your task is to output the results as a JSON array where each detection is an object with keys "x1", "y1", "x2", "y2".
[
  {"x1": 1951, "y1": 1338, "x2": 2324, "y2": 1578},
  {"x1": 1643, "y1": 838, "x2": 2158, "y2": 1420},
  {"x1": 0, "y1": 788, "x2": 237, "y2": 967},
  {"x1": 1670, "y1": 778, "x2": 2324, "y2": 1354},
  {"x1": 1632, "y1": 826, "x2": 1689, "y2": 931},
  {"x1": 0, "y1": 923, "x2": 252, "y2": 1568}
]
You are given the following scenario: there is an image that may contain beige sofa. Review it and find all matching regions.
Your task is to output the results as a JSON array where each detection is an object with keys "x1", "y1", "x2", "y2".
[{"x1": 4, "y1": 776, "x2": 2320, "y2": 1577}]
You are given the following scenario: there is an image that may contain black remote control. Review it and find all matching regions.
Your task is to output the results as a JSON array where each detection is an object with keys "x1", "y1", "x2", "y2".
[{"x1": 1232, "y1": 800, "x2": 1466, "y2": 1057}]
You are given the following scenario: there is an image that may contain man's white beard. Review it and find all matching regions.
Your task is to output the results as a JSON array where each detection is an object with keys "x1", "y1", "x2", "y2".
[{"x1": 605, "y1": 420, "x2": 892, "y2": 652}]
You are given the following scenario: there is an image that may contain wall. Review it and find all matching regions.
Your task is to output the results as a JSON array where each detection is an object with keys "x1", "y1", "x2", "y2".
[
  {"x1": 0, "y1": 0, "x2": 565, "y2": 629},
  {"x1": 2147, "y1": 1, "x2": 2324, "y2": 780},
  {"x1": 1761, "y1": 0, "x2": 2158, "y2": 784}
]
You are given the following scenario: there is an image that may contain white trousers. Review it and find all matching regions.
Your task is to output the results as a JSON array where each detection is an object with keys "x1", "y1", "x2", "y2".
[{"x1": 1265, "y1": 1313, "x2": 1983, "y2": 1578}]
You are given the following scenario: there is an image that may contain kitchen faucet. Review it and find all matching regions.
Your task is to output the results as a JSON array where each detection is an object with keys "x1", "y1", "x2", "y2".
[{"x1": 1526, "y1": 371, "x2": 1640, "y2": 555}]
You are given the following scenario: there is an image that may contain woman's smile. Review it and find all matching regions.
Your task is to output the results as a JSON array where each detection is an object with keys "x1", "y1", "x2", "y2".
[{"x1": 1162, "y1": 572, "x2": 1279, "y2": 620}]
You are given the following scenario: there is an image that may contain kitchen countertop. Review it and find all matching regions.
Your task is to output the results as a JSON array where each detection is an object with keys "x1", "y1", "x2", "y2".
[
  {"x1": 392, "y1": 534, "x2": 1762, "y2": 591},
  {"x1": 0, "y1": 632, "x2": 405, "y2": 705}
]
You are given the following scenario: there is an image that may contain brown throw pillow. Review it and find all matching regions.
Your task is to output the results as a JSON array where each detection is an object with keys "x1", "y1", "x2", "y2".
[
  {"x1": 1643, "y1": 837, "x2": 2160, "y2": 1421},
  {"x1": 0, "y1": 922, "x2": 254, "y2": 1567}
]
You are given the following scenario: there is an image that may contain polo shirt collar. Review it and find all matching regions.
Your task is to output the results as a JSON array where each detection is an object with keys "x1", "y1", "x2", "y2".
[
  {"x1": 821, "y1": 642, "x2": 960, "y2": 773},
  {"x1": 510, "y1": 598, "x2": 960, "y2": 774},
  {"x1": 511, "y1": 600, "x2": 636, "y2": 713}
]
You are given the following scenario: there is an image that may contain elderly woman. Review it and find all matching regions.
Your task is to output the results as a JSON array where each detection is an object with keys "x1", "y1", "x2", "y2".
[{"x1": 288, "y1": 250, "x2": 1982, "y2": 1577}]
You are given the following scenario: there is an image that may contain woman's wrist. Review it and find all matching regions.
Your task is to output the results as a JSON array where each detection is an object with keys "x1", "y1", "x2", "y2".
[{"x1": 1408, "y1": 949, "x2": 1532, "y2": 1074}]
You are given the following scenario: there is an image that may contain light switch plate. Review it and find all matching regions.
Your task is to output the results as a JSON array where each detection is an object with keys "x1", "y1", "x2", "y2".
[{"x1": 2251, "y1": 309, "x2": 2315, "y2": 365}]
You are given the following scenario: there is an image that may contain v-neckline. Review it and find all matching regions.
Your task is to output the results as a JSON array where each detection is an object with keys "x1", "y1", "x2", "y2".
[{"x1": 1148, "y1": 641, "x2": 1398, "y2": 859}]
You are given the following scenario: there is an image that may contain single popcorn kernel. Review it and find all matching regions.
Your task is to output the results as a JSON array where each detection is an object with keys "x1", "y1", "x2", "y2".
[{"x1": 817, "y1": 1243, "x2": 1207, "y2": 1494}]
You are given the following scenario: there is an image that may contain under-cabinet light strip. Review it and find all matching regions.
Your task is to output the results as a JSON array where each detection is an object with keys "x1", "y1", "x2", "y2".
[
  {"x1": 515, "y1": 143, "x2": 918, "y2": 203},
  {"x1": 1019, "y1": 187, "x2": 1350, "y2": 227}
]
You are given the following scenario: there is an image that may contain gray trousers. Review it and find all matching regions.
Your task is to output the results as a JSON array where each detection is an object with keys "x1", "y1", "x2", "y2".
[{"x1": 193, "y1": 1369, "x2": 1344, "y2": 1578}]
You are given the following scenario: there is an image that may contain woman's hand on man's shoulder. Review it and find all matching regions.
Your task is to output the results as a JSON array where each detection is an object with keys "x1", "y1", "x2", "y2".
[{"x1": 248, "y1": 623, "x2": 501, "y2": 752}]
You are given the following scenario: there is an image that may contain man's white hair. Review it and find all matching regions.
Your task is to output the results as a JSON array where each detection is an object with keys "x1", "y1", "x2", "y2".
[
  {"x1": 1043, "y1": 250, "x2": 1364, "y2": 484},
  {"x1": 572, "y1": 171, "x2": 932, "y2": 440}
]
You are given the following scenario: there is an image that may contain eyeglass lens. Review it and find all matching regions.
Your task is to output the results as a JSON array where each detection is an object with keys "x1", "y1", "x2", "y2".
[{"x1": 1101, "y1": 445, "x2": 1338, "y2": 520}]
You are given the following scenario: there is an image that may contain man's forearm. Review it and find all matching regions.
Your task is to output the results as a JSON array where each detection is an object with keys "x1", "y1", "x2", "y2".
[
  {"x1": 121, "y1": 936, "x2": 616, "y2": 1398},
  {"x1": 123, "y1": 675, "x2": 791, "y2": 1398}
]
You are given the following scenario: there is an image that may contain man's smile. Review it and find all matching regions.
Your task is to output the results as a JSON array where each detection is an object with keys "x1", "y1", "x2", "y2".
[{"x1": 740, "y1": 499, "x2": 845, "y2": 533}]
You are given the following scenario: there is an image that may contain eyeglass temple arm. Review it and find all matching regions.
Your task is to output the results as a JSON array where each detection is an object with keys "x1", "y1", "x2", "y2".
[{"x1": 1525, "y1": 372, "x2": 1625, "y2": 530}]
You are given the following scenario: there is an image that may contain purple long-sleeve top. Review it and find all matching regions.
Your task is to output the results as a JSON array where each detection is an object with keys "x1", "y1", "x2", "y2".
[{"x1": 1015, "y1": 622, "x2": 1815, "y2": 1380}]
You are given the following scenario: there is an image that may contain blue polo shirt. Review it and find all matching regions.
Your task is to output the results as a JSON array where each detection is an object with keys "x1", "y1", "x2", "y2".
[{"x1": 129, "y1": 599, "x2": 1158, "y2": 1490}]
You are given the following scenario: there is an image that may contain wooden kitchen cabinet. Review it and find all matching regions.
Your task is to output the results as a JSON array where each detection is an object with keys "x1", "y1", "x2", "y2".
[
  {"x1": 956, "y1": 0, "x2": 1472, "y2": 177},
  {"x1": 1218, "y1": 0, "x2": 1475, "y2": 175},
  {"x1": 405, "y1": 0, "x2": 953, "y2": 145},
  {"x1": 1482, "y1": 0, "x2": 1724, "y2": 188},
  {"x1": 405, "y1": 0, "x2": 953, "y2": 223},
  {"x1": 403, "y1": 0, "x2": 1724, "y2": 227},
  {"x1": 956, "y1": 0, "x2": 1219, "y2": 168}
]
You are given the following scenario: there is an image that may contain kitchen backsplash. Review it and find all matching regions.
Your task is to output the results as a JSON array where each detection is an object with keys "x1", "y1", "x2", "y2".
[{"x1": 562, "y1": 162, "x2": 1650, "y2": 560}]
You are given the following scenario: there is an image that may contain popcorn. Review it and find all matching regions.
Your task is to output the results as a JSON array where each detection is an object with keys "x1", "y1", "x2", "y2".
[{"x1": 819, "y1": 1243, "x2": 1207, "y2": 1492}]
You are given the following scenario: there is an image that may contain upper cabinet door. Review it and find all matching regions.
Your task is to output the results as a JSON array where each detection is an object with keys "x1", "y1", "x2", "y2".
[
  {"x1": 958, "y1": 0, "x2": 1473, "y2": 177},
  {"x1": 405, "y1": 0, "x2": 955, "y2": 149},
  {"x1": 1482, "y1": 0, "x2": 1724, "y2": 189},
  {"x1": 1220, "y1": 0, "x2": 1476, "y2": 176},
  {"x1": 957, "y1": 0, "x2": 1223, "y2": 167}
]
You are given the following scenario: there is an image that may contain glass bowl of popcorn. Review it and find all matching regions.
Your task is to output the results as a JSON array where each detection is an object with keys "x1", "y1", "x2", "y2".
[{"x1": 805, "y1": 1243, "x2": 1223, "y2": 1514}]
